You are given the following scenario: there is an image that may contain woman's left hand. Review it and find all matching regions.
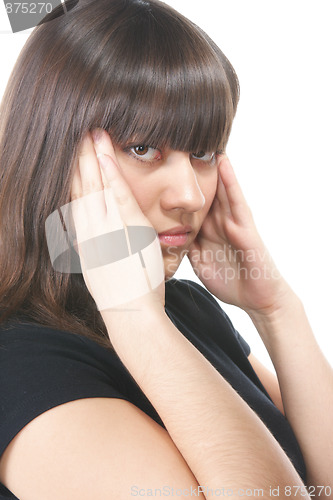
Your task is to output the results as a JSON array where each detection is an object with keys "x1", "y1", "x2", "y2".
[{"x1": 187, "y1": 155, "x2": 292, "y2": 316}]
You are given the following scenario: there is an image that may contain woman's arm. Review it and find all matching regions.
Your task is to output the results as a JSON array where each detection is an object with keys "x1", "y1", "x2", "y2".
[
  {"x1": 187, "y1": 155, "x2": 333, "y2": 493},
  {"x1": 248, "y1": 293, "x2": 333, "y2": 490},
  {"x1": 0, "y1": 398, "x2": 207, "y2": 499},
  {"x1": 102, "y1": 304, "x2": 308, "y2": 496},
  {"x1": 71, "y1": 132, "x2": 309, "y2": 496}
]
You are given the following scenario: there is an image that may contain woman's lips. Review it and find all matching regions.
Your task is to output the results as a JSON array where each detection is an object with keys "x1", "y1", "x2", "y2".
[
  {"x1": 158, "y1": 233, "x2": 189, "y2": 246},
  {"x1": 158, "y1": 225, "x2": 193, "y2": 247}
]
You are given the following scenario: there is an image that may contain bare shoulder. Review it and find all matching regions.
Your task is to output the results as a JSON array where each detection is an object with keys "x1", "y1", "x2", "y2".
[{"x1": 0, "y1": 397, "x2": 204, "y2": 499}]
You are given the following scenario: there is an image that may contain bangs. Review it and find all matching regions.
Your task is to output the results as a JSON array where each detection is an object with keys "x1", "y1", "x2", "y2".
[{"x1": 96, "y1": 4, "x2": 239, "y2": 154}]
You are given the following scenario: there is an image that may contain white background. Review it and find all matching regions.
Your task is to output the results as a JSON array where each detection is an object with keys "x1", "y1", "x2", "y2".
[{"x1": 0, "y1": 1, "x2": 332, "y2": 370}]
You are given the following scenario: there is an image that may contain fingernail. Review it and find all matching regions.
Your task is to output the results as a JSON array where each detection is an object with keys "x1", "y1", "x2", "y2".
[{"x1": 92, "y1": 129, "x2": 103, "y2": 143}]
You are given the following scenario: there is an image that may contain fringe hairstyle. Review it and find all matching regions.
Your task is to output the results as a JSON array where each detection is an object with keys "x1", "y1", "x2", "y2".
[{"x1": 0, "y1": 0, "x2": 239, "y2": 349}]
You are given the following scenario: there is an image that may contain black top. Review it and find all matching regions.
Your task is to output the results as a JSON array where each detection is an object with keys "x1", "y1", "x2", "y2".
[{"x1": 0, "y1": 279, "x2": 306, "y2": 498}]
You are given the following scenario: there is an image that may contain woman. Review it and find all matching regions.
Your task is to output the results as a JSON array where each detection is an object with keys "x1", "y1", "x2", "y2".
[{"x1": 0, "y1": 0, "x2": 332, "y2": 498}]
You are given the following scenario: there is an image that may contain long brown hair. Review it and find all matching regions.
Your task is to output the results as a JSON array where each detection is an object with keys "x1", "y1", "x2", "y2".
[{"x1": 0, "y1": 0, "x2": 240, "y2": 349}]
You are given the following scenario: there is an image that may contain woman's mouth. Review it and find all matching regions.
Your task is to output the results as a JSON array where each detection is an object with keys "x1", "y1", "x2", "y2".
[{"x1": 158, "y1": 225, "x2": 193, "y2": 247}]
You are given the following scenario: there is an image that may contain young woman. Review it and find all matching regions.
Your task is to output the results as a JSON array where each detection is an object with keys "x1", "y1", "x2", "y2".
[{"x1": 0, "y1": 0, "x2": 332, "y2": 498}]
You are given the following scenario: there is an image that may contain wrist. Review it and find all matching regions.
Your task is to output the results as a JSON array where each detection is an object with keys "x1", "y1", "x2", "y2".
[
  {"x1": 246, "y1": 287, "x2": 304, "y2": 337},
  {"x1": 101, "y1": 299, "x2": 167, "y2": 336}
]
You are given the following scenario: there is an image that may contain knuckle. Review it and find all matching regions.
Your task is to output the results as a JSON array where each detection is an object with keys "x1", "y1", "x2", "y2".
[
  {"x1": 81, "y1": 184, "x2": 102, "y2": 195},
  {"x1": 78, "y1": 147, "x2": 90, "y2": 157},
  {"x1": 70, "y1": 192, "x2": 80, "y2": 201},
  {"x1": 114, "y1": 191, "x2": 128, "y2": 206}
]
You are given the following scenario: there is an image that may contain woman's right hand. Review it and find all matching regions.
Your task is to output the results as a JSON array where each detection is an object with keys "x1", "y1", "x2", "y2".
[{"x1": 70, "y1": 129, "x2": 165, "y2": 316}]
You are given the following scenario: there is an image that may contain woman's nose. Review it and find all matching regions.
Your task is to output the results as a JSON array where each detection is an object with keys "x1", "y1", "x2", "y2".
[{"x1": 160, "y1": 152, "x2": 205, "y2": 213}]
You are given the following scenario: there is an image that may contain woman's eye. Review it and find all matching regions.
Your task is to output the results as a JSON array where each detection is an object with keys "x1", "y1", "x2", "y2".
[
  {"x1": 191, "y1": 151, "x2": 216, "y2": 164},
  {"x1": 129, "y1": 145, "x2": 161, "y2": 162}
]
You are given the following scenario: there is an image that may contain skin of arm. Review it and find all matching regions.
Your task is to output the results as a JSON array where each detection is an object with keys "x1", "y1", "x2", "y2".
[
  {"x1": 188, "y1": 155, "x2": 333, "y2": 492},
  {"x1": 247, "y1": 294, "x2": 333, "y2": 490},
  {"x1": 0, "y1": 398, "x2": 207, "y2": 499},
  {"x1": 70, "y1": 132, "x2": 309, "y2": 495},
  {"x1": 1, "y1": 134, "x2": 315, "y2": 498},
  {"x1": 102, "y1": 305, "x2": 308, "y2": 495}
]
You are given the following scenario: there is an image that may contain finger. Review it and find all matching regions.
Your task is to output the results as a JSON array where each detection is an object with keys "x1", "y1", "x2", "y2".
[
  {"x1": 215, "y1": 156, "x2": 232, "y2": 217},
  {"x1": 71, "y1": 160, "x2": 82, "y2": 201},
  {"x1": 92, "y1": 129, "x2": 149, "y2": 227},
  {"x1": 91, "y1": 128, "x2": 120, "y2": 188},
  {"x1": 69, "y1": 133, "x2": 107, "y2": 243},
  {"x1": 218, "y1": 155, "x2": 252, "y2": 225},
  {"x1": 68, "y1": 160, "x2": 87, "y2": 243},
  {"x1": 97, "y1": 152, "x2": 148, "y2": 227},
  {"x1": 79, "y1": 132, "x2": 104, "y2": 196},
  {"x1": 92, "y1": 129, "x2": 131, "y2": 226}
]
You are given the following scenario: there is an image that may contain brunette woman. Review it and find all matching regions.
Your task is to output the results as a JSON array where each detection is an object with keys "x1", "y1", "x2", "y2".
[{"x1": 0, "y1": 0, "x2": 332, "y2": 498}]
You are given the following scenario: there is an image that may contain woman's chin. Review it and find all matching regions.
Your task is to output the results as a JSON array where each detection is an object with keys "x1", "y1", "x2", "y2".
[
  {"x1": 164, "y1": 270, "x2": 176, "y2": 282},
  {"x1": 162, "y1": 248, "x2": 188, "y2": 281}
]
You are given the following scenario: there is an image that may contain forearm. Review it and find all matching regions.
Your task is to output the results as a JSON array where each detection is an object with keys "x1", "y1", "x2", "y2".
[
  {"x1": 248, "y1": 293, "x2": 333, "y2": 488},
  {"x1": 102, "y1": 307, "x2": 308, "y2": 496}
]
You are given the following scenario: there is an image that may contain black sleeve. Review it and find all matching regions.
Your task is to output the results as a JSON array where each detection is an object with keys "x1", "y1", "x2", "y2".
[
  {"x1": 0, "y1": 322, "x2": 130, "y2": 461},
  {"x1": 176, "y1": 279, "x2": 251, "y2": 356},
  {"x1": 234, "y1": 329, "x2": 251, "y2": 356}
]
